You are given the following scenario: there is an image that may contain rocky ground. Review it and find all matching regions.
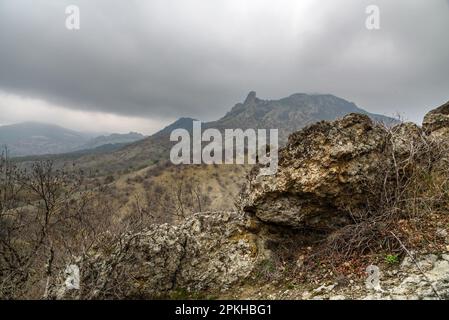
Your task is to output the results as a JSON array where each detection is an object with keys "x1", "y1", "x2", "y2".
[{"x1": 221, "y1": 251, "x2": 449, "y2": 300}]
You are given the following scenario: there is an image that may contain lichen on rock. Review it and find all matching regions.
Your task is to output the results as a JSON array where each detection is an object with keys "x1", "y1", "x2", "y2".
[
  {"x1": 242, "y1": 113, "x2": 392, "y2": 228},
  {"x1": 423, "y1": 100, "x2": 449, "y2": 137},
  {"x1": 55, "y1": 211, "x2": 260, "y2": 299}
]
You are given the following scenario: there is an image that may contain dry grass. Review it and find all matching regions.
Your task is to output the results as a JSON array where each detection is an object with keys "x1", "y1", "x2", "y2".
[{"x1": 108, "y1": 162, "x2": 251, "y2": 224}]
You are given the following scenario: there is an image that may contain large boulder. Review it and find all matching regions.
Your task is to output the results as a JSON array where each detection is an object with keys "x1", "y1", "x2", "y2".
[
  {"x1": 243, "y1": 113, "x2": 394, "y2": 228},
  {"x1": 55, "y1": 212, "x2": 260, "y2": 299},
  {"x1": 423, "y1": 100, "x2": 449, "y2": 137}
]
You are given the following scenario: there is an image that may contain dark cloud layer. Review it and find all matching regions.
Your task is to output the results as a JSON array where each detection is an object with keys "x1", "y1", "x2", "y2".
[{"x1": 1, "y1": 0, "x2": 448, "y2": 123}]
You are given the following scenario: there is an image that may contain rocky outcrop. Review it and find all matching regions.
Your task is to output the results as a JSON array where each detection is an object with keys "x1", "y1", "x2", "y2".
[
  {"x1": 241, "y1": 112, "x2": 432, "y2": 229},
  {"x1": 243, "y1": 113, "x2": 392, "y2": 228},
  {"x1": 55, "y1": 212, "x2": 260, "y2": 299},
  {"x1": 422, "y1": 100, "x2": 449, "y2": 171},
  {"x1": 423, "y1": 100, "x2": 449, "y2": 137}
]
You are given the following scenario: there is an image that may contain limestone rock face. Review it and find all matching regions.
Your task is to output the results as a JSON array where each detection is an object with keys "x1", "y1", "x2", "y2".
[
  {"x1": 422, "y1": 101, "x2": 449, "y2": 171},
  {"x1": 56, "y1": 212, "x2": 259, "y2": 299},
  {"x1": 389, "y1": 255, "x2": 449, "y2": 300},
  {"x1": 243, "y1": 113, "x2": 392, "y2": 228},
  {"x1": 390, "y1": 122, "x2": 424, "y2": 159},
  {"x1": 423, "y1": 100, "x2": 449, "y2": 137}
]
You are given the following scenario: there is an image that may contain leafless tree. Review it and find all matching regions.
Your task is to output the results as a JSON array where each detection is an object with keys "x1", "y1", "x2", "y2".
[{"x1": 0, "y1": 149, "x2": 115, "y2": 299}]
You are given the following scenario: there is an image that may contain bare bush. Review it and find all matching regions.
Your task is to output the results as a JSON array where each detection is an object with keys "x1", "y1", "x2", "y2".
[{"x1": 319, "y1": 126, "x2": 449, "y2": 262}]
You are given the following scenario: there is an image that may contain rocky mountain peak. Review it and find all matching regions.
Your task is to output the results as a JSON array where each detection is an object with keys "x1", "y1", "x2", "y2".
[{"x1": 243, "y1": 91, "x2": 258, "y2": 105}]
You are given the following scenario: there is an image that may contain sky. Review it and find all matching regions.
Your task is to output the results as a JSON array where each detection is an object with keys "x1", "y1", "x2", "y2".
[{"x1": 0, "y1": 0, "x2": 448, "y2": 134}]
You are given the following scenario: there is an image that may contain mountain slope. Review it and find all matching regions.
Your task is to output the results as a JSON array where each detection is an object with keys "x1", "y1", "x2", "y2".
[
  {"x1": 0, "y1": 122, "x2": 92, "y2": 156},
  {"x1": 152, "y1": 117, "x2": 197, "y2": 138},
  {"x1": 0, "y1": 122, "x2": 145, "y2": 157},
  {"x1": 208, "y1": 91, "x2": 396, "y2": 143},
  {"x1": 80, "y1": 132, "x2": 145, "y2": 150},
  {"x1": 68, "y1": 92, "x2": 398, "y2": 174}
]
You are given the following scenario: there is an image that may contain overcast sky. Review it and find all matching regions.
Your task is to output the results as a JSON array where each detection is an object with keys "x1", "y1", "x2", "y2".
[{"x1": 1, "y1": 0, "x2": 448, "y2": 134}]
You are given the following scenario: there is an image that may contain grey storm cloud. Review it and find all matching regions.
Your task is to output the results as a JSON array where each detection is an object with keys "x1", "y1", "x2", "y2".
[{"x1": 0, "y1": 0, "x2": 448, "y2": 123}]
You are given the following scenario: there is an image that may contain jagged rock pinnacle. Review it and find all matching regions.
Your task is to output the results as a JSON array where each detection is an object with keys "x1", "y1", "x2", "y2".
[{"x1": 244, "y1": 91, "x2": 257, "y2": 105}]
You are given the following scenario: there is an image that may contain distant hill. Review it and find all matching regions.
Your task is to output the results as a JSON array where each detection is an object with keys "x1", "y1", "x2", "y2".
[
  {"x1": 0, "y1": 122, "x2": 92, "y2": 156},
  {"x1": 81, "y1": 132, "x2": 145, "y2": 150},
  {"x1": 152, "y1": 117, "x2": 198, "y2": 138},
  {"x1": 0, "y1": 122, "x2": 145, "y2": 157},
  {"x1": 66, "y1": 92, "x2": 398, "y2": 174},
  {"x1": 13, "y1": 142, "x2": 135, "y2": 164}
]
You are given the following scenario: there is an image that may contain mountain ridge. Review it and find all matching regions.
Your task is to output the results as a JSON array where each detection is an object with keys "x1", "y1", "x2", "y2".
[
  {"x1": 210, "y1": 91, "x2": 397, "y2": 143},
  {"x1": 0, "y1": 122, "x2": 145, "y2": 156},
  {"x1": 62, "y1": 92, "x2": 398, "y2": 174}
]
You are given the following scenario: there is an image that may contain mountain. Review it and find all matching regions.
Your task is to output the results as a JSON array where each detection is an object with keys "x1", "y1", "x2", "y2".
[
  {"x1": 66, "y1": 92, "x2": 398, "y2": 174},
  {"x1": 63, "y1": 117, "x2": 200, "y2": 173},
  {"x1": 207, "y1": 91, "x2": 397, "y2": 143},
  {"x1": 152, "y1": 117, "x2": 198, "y2": 138},
  {"x1": 0, "y1": 122, "x2": 93, "y2": 156},
  {"x1": 80, "y1": 132, "x2": 145, "y2": 150},
  {"x1": 0, "y1": 122, "x2": 145, "y2": 157}
]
